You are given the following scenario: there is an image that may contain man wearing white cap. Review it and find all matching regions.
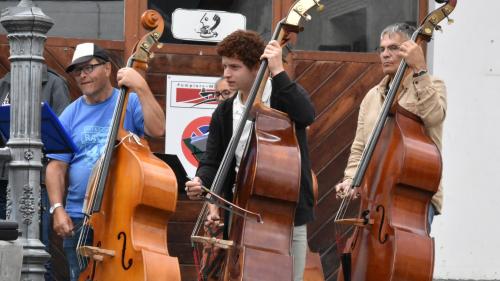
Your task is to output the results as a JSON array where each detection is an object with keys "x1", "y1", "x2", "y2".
[{"x1": 44, "y1": 42, "x2": 166, "y2": 280}]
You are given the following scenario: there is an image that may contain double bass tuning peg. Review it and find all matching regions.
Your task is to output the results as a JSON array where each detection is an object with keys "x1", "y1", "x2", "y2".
[
  {"x1": 312, "y1": 0, "x2": 324, "y2": 12},
  {"x1": 301, "y1": 12, "x2": 312, "y2": 21},
  {"x1": 149, "y1": 52, "x2": 155, "y2": 59},
  {"x1": 447, "y1": 17, "x2": 454, "y2": 25}
]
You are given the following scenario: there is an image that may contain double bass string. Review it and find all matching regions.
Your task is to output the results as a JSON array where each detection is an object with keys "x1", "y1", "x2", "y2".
[{"x1": 76, "y1": 156, "x2": 104, "y2": 270}]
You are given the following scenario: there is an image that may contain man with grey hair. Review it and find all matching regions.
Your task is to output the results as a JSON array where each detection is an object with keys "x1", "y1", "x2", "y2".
[
  {"x1": 213, "y1": 77, "x2": 236, "y2": 103},
  {"x1": 335, "y1": 22, "x2": 447, "y2": 228}
]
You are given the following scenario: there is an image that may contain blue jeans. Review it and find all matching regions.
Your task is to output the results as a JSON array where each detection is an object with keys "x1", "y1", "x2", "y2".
[
  {"x1": 0, "y1": 180, "x2": 6, "y2": 219},
  {"x1": 40, "y1": 187, "x2": 52, "y2": 281},
  {"x1": 63, "y1": 217, "x2": 92, "y2": 281}
]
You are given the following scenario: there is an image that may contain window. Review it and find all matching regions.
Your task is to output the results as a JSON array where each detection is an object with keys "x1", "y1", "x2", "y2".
[
  {"x1": 0, "y1": 1, "x2": 124, "y2": 40},
  {"x1": 295, "y1": 0, "x2": 418, "y2": 52},
  {"x1": 148, "y1": 0, "x2": 272, "y2": 44}
]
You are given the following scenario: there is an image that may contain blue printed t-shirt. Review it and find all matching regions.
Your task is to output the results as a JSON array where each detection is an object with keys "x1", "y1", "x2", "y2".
[{"x1": 47, "y1": 88, "x2": 144, "y2": 218}]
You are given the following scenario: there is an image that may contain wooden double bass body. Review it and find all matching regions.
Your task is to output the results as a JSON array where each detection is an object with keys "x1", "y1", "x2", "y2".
[
  {"x1": 219, "y1": 1, "x2": 326, "y2": 279},
  {"x1": 338, "y1": 105, "x2": 442, "y2": 281},
  {"x1": 79, "y1": 134, "x2": 180, "y2": 281},
  {"x1": 223, "y1": 104, "x2": 301, "y2": 281},
  {"x1": 336, "y1": 2, "x2": 456, "y2": 281},
  {"x1": 77, "y1": 10, "x2": 180, "y2": 281}
]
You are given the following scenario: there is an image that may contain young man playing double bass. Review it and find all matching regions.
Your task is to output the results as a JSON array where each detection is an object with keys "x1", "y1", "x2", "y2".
[
  {"x1": 336, "y1": 23, "x2": 447, "y2": 226},
  {"x1": 185, "y1": 30, "x2": 315, "y2": 281}
]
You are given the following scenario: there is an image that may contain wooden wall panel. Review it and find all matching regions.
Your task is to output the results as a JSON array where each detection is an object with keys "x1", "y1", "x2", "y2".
[
  {"x1": 296, "y1": 61, "x2": 343, "y2": 96},
  {"x1": 292, "y1": 51, "x2": 385, "y2": 281},
  {"x1": 0, "y1": 43, "x2": 9, "y2": 76}
]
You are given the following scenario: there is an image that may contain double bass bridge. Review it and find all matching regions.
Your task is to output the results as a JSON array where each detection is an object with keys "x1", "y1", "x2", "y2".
[
  {"x1": 335, "y1": 210, "x2": 374, "y2": 227},
  {"x1": 78, "y1": 246, "x2": 115, "y2": 262},
  {"x1": 191, "y1": 235, "x2": 234, "y2": 249}
]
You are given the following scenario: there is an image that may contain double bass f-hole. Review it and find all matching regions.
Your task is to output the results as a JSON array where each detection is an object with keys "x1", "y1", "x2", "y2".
[
  {"x1": 117, "y1": 231, "x2": 133, "y2": 270},
  {"x1": 375, "y1": 205, "x2": 388, "y2": 244}
]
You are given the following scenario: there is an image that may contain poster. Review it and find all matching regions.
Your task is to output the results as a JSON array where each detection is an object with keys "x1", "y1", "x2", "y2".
[{"x1": 165, "y1": 74, "x2": 219, "y2": 177}]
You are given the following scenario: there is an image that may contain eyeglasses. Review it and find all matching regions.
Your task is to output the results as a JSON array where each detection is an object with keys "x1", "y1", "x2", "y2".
[
  {"x1": 376, "y1": 44, "x2": 400, "y2": 54},
  {"x1": 214, "y1": 89, "x2": 232, "y2": 99},
  {"x1": 70, "y1": 62, "x2": 106, "y2": 77}
]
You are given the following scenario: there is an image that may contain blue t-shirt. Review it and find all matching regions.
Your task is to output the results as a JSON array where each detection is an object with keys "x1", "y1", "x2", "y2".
[{"x1": 47, "y1": 88, "x2": 144, "y2": 218}]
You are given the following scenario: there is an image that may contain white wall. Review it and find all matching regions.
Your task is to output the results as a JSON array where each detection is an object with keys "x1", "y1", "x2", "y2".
[{"x1": 431, "y1": 0, "x2": 500, "y2": 279}]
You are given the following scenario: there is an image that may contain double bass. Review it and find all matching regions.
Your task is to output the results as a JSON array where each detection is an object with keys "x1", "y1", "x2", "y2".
[
  {"x1": 190, "y1": 1, "x2": 323, "y2": 280},
  {"x1": 75, "y1": 10, "x2": 181, "y2": 281},
  {"x1": 334, "y1": 1, "x2": 456, "y2": 281}
]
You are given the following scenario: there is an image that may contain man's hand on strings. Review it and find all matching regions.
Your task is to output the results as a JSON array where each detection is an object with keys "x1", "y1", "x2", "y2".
[
  {"x1": 53, "y1": 208, "x2": 75, "y2": 238},
  {"x1": 335, "y1": 179, "x2": 359, "y2": 199},
  {"x1": 261, "y1": 40, "x2": 285, "y2": 77},
  {"x1": 185, "y1": 176, "x2": 204, "y2": 200}
]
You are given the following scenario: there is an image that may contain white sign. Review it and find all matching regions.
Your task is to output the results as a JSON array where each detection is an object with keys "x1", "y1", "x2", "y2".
[
  {"x1": 165, "y1": 75, "x2": 219, "y2": 177},
  {"x1": 172, "y1": 9, "x2": 246, "y2": 42}
]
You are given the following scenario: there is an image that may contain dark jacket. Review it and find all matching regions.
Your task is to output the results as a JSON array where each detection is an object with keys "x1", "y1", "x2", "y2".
[
  {"x1": 0, "y1": 67, "x2": 71, "y2": 181},
  {"x1": 0, "y1": 67, "x2": 71, "y2": 115},
  {"x1": 196, "y1": 71, "x2": 315, "y2": 226}
]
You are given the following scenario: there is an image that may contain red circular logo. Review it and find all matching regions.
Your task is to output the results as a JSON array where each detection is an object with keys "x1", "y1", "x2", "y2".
[{"x1": 181, "y1": 116, "x2": 211, "y2": 167}]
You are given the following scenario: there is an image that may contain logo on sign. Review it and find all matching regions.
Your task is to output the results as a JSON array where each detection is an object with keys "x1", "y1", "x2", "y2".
[
  {"x1": 196, "y1": 13, "x2": 221, "y2": 38},
  {"x1": 176, "y1": 87, "x2": 217, "y2": 105},
  {"x1": 172, "y1": 9, "x2": 246, "y2": 43},
  {"x1": 181, "y1": 116, "x2": 211, "y2": 167},
  {"x1": 171, "y1": 81, "x2": 218, "y2": 109}
]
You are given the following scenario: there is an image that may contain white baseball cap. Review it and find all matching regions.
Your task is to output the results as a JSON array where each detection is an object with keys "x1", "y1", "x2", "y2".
[{"x1": 66, "y1": 42, "x2": 110, "y2": 73}]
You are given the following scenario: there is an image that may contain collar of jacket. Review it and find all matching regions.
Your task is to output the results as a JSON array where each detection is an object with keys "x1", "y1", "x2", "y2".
[{"x1": 376, "y1": 74, "x2": 414, "y2": 99}]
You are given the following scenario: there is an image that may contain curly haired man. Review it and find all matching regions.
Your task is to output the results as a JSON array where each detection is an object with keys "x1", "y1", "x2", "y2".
[{"x1": 185, "y1": 30, "x2": 316, "y2": 281}]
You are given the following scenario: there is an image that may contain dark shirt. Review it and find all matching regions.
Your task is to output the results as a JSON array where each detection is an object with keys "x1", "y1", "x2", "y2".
[
  {"x1": 0, "y1": 68, "x2": 71, "y2": 115},
  {"x1": 196, "y1": 71, "x2": 316, "y2": 226}
]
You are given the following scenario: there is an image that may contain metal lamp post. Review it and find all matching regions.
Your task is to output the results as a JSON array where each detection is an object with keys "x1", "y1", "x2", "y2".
[{"x1": 0, "y1": 0, "x2": 53, "y2": 279}]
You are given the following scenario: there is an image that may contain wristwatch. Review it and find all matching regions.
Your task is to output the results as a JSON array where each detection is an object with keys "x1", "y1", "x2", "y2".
[{"x1": 49, "y1": 203, "x2": 63, "y2": 214}]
